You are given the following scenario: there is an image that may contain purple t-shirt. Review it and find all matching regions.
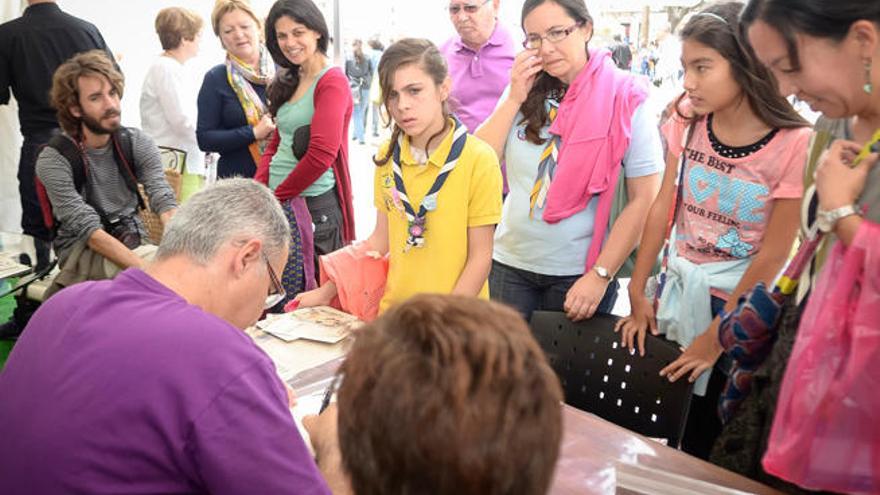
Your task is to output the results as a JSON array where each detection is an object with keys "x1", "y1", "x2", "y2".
[
  {"x1": 0, "y1": 269, "x2": 329, "y2": 495},
  {"x1": 441, "y1": 24, "x2": 516, "y2": 133}
]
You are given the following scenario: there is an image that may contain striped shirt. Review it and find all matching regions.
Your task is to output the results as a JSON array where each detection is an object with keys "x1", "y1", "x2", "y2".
[{"x1": 35, "y1": 128, "x2": 177, "y2": 260}]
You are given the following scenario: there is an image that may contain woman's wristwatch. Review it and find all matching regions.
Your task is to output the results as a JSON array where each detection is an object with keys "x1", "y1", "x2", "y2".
[
  {"x1": 816, "y1": 204, "x2": 861, "y2": 233},
  {"x1": 593, "y1": 265, "x2": 612, "y2": 281}
]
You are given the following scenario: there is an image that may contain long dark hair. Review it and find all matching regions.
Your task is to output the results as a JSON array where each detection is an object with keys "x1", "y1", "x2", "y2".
[
  {"x1": 519, "y1": 0, "x2": 593, "y2": 145},
  {"x1": 742, "y1": 0, "x2": 880, "y2": 72},
  {"x1": 674, "y1": 2, "x2": 808, "y2": 130},
  {"x1": 373, "y1": 38, "x2": 452, "y2": 166},
  {"x1": 265, "y1": 0, "x2": 330, "y2": 116}
]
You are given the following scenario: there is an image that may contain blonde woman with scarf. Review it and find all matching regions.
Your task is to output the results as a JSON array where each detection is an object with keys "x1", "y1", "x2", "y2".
[
  {"x1": 476, "y1": 0, "x2": 662, "y2": 323},
  {"x1": 197, "y1": 0, "x2": 275, "y2": 178}
]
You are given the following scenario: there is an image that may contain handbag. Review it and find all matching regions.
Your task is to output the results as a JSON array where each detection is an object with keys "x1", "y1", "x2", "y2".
[
  {"x1": 761, "y1": 220, "x2": 880, "y2": 494},
  {"x1": 134, "y1": 146, "x2": 188, "y2": 244},
  {"x1": 716, "y1": 130, "x2": 880, "y2": 423},
  {"x1": 715, "y1": 228, "x2": 820, "y2": 423}
]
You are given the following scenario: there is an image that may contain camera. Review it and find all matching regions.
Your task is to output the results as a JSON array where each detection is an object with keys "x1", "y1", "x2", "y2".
[{"x1": 104, "y1": 215, "x2": 141, "y2": 250}]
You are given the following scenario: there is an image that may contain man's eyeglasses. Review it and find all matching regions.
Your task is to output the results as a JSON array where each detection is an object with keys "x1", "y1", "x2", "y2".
[
  {"x1": 447, "y1": 0, "x2": 490, "y2": 16},
  {"x1": 262, "y1": 252, "x2": 286, "y2": 310},
  {"x1": 523, "y1": 23, "x2": 583, "y2": 49}
]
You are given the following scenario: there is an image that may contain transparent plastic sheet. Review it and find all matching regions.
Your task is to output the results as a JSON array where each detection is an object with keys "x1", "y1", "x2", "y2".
[
  {"x1": 763, "y1": 221, "x2": 880, "y2": 494},
  {"x1": 548, "y1": 408, "x2": 778, "y2": 494},
  {"x1": 549, "y1": 408, "x2": 650, "y2": 494}
]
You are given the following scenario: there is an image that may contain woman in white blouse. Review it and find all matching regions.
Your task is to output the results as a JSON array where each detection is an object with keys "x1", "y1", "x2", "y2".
[{"x1": 140, "y1": 7, "x2": 205, "y2": 181}]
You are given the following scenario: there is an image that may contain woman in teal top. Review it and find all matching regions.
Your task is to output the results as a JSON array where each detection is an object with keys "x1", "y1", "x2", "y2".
[
  {"x1": 256, "y1": 0, "x2": 355, "y2": 301},
  {"x1": 267, "y1": 65, "x2": 336, "y2": 195}
]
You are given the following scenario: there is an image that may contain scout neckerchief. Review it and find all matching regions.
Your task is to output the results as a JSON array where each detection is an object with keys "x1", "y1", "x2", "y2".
[
  {"x1": 529, "y1": 99, "x2": 560, "y2": 217},
  {"x1": 225, "y1": 46, "x2": 275, "y2": 166},
  {"x1": 391, "y1": 118, "x2": 467, "y2": 250}
]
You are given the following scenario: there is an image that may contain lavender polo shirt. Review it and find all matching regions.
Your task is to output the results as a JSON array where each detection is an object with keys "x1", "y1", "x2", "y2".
[
  {"x1": 441, "y1": 23, "x2": 516, "y2": 133},
  {"x1": 0, "y1": 269, "x2": 329, "y2": 495}
]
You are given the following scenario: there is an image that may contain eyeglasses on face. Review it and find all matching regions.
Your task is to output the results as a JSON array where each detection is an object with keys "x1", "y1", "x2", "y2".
[
  {"x1": 447, "y1": 0, "x2": 490, "y2": 16},
  {"x1": 262, "y1": 251, "x2": 286, "y2": 310},
  {"x1": 523, "y1": 23, "x2": 583, "y2": 49}
]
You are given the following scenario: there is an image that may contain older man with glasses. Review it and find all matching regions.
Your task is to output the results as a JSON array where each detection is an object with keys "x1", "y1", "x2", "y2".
[
  {"x1": 0, "y1": 179, "x2": 335, "y2": 494},
  {"x1": 440, "y1": 0, "x2": 515, "y2": 135}
]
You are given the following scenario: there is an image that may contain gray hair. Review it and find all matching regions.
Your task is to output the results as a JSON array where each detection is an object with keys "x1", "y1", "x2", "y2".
[{"x1": 156, "y1": 179, "x2": 290, "y2": 264}]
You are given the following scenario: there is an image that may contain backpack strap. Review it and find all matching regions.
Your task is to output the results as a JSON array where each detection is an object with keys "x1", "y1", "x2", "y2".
[
  {"x1": 37, "y1": 134, "x2": 88, "y2": 233},
  {"x1": 46, "y1": 134, "x2": 88, "y2": 195},
  {"x1": 110, "y1": 127, "x2": 146, "y2": 210}
]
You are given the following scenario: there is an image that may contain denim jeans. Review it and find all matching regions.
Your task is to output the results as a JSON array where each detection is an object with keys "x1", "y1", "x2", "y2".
[
  {"x1": 489, "y1": 260, "x2": 619, "y2": 322},
  {"x1": 352, "y1": 87, "x2": 369, "y2": 143}
]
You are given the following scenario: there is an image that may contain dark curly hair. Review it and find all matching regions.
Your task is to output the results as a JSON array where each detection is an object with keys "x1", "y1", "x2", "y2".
[
  {"x1": 50, "y1": 50, "x2": 124, "y2": 137},
  {"x1": 264, "y1": 0, "x2": 330, "y2": 116}
]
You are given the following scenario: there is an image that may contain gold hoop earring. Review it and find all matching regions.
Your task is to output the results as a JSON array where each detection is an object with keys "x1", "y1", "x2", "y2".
[{"x1": 865, "y1": 58, "x2": 874, "y2": 94}]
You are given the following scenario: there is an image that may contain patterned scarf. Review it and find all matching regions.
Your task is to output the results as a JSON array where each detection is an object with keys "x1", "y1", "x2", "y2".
[
  {"x1": 391, "y1": 118, "x2": 467, "y2": 250},
  {"x1": 225, "y1": 46, "x2": 275, "y2": 167},
  {"x1": 529, "y1": 100, "x2": 560, "y2": 218}
]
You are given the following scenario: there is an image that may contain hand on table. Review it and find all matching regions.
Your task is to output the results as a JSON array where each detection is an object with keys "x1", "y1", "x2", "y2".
[{"x1": 659, "y1": 319, "x2": 723, "y2": 383}]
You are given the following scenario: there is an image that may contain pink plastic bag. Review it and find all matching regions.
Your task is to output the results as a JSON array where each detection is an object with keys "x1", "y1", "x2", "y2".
[{"x1": 762, "y1": 221, "x2": 880, "y2": 494}]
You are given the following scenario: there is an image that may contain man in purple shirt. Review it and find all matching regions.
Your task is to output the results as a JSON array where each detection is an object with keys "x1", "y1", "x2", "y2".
[
  {"x1": 440, "y1": 0, "x2": 515, "y2": 134},
  {"x1": 0, "y1": 179, "x2": 338, "y2": 494}
]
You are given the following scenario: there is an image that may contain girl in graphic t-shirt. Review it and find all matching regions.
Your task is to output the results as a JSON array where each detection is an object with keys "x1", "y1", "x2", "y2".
[
  {"x1": 615, "y1": 2, "x2": 811, "y2": 458},
  {"x1": 292, "y1": 38, "x2": 503, "y2": 319}
]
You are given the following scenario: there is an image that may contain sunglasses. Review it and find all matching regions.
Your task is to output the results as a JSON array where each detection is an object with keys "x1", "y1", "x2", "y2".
[
  {"x1": 262, "y1": 252, "x2": 286, "y2": 310},
  {"x1": 447, "y1": 0, "x2": 490, "y2": 16}
]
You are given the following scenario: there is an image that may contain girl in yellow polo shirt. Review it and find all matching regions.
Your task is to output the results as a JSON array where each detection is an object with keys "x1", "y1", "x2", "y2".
[{"x1": 293, "y1": 38, "x2": 503, "y2": 316}]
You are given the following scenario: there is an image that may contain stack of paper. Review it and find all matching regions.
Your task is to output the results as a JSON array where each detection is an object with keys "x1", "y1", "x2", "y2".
[
  {"x1": 0, "y1": 255, "x2": 30, "y2": 280},
  {"x1": 259, "y1": 306, "x2": 362, "y2": 343}
]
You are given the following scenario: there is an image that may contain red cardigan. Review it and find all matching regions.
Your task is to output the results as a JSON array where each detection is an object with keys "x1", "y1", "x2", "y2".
[{"x1": 255, "y1": 67, "x2": 355, "y2": 243}]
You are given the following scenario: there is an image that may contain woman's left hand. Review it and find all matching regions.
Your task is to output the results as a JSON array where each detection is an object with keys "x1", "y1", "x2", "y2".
[
  {"x1": 564, "y1": 271, "x2": 609, "y2": 321},
  {"x1": 659, "y1": 319, "x2": 723, "y2": 383},
  {"x1": 816, "y1": 139, "x2": 879, "y2": 210}
]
